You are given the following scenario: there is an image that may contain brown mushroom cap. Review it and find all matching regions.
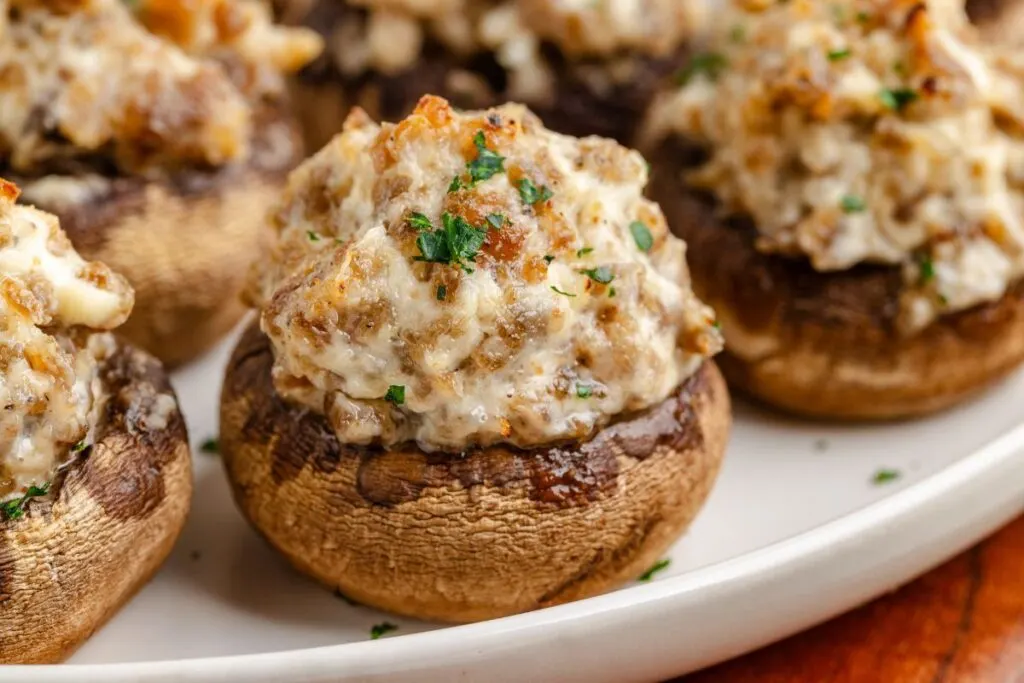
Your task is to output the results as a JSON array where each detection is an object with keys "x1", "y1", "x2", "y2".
[
  {"x1": 284, "y1": 0, "x2": 686, "y2": 151},
  {"x1": 647, "y1": 138, "x2": 1024, "y2": 420},
  {"x1": 15, "y1": 107, "x2": 304, "y2": 368},
  {"x1": 0, "y1": 341, "x2": 192, "y2": 664},
  {"x1": 220, "y1": 324, "x2": 730, "y2": 623}
]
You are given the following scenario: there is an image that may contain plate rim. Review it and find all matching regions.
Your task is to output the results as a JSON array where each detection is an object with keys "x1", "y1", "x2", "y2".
[{"x1": 12, "y1": 421, "x2": 1024, "y2": 682}]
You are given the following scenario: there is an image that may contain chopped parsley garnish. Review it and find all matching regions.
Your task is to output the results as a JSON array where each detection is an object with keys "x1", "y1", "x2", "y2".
[
  {"x1": 827, "y1": 48, "x2": 852, "y2": 61},
  {"x1": 919, "y1": 256, "x2": 936, "y2": 283},
  {"x1": 543, "y1": 255, "x2": 555, "y2": 264},
  {"x1": 415, "y1": 212, "x2": 488, "y2": 273},
  {"x1": 675, "y1": 52, "x2": 727, "y2": 85},
  {"x1": 485, "y1": 213, "x2": 506, "y2": 230},
  {"x1": 840, "y1": 194, "x2": 866, "y2": 213},
  {"x1": 856, "y1": 10, "x2": 871, "y2": 23},
  {"x1": 1, "y1": 483, "x2": 50, "y2": 521},
  {"x1": 879, "y1": 87, "x2": 918, "y2": 112},
  {"x1": 447, "y1": 176, "x2": 463, "y2": 194},
  {"x1": 436, "y1": 284, "x2": 447, "y2": 301},
  {"x1": 872, "y1": 468, "x2": 901, "y2": 485},
  {"x1": 576, "y1": 385, "x2": 593, "y2": 399},
  {"x1": 609, "y1": 287, "x2": 617, "y2": 298},
  {"x1": 407, "y1": 212, "x2": 434, "y2": 232},
  {"x1": 306, "y1": 231, "x2": 321, "y2": 242},
  {"x1": 629, "y1": 221, "x2": 653, "y2": 252},
  {"x1": 729, "y1": 24, "x2": 746, "y2": 43},
  {"x1": 580, "y1": 266, "x2": 615, "y2": 285},
  {"x1": 576, "y1": 247, "x2": 594, "y2": 258},
  {"x1": 466, "y1": 131, "x2": 505, "y2": 186},
  {"x1": 370, "y1": 622, "x2": 398, "y2": 640},
  {"x1": 551, "y1": 285, "x2": 576, "y2": 297},
  {"x1": 71, "y1": 440, "x2": 89, "y2": 454},
  {"x1": 638, "y1": 558, "x2": 671, "y2": 582},
  {"x1": 384, "y1": 385, "x2": 406, "y2": 406},
  {"x1": 518, "y1": 178, "x2": 553, "y2": 206},
  {"x1": 200, "y1": 438, "x2": 219, "y2": 455}
]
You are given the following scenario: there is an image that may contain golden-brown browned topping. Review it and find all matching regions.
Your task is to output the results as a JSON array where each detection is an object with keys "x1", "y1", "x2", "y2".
[
  {"x1": 0, "y1": 178, "x2": 134, "y2": 505},
  {"x1": 0, "y1": 0, "x2": 320, "y2": 175},
  {"x1": 317, "y1": 0, "x2": 705, "y2": 102},
  {"x1": 644, "y1": 0, "x2": 1024, "y2": 331},
  {"x1": 256, "y1": 96, "x2": 721, "y2": 451}
]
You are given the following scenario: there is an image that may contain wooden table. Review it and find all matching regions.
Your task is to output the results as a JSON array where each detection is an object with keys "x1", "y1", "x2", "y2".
[{"x1": 676, "y1": 514, "x2": 1024, "y2": 683}]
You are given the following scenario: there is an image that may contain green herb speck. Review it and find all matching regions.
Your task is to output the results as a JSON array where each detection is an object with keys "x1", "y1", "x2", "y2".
[
  {"x1": 879, "y1": 87, "x2": 918, "y2": 111},
  {"x1": 436, "y1": 284, "x2": 447, "y2": 301},
  {"x1": 200, "y1": 438, "x2": 219, "y2": 455},
  {"x1": 674, "y1": 53, "x2": 727, "y2": 86},
  {"x1": 630, "y1": 221, "x2": 654, "y2": 252},
  {"x1": 551, "y1": 285, "x2": 576, "y2": 297},
  {"x1": 518, "y1": 178, "x2": 554, "y2": 206},
  {"x1": 576, "y1": 385, "x2": 593, "y2": 399},
  {"x1": 384, "y1": 385, "x2": 406, "y2": 406},
  {"x1": 872, "y1": 468, "x2": 901, "y2": 485},
  {"x1": 370, "y1": 622, "x2": 398, "y2": 640},
  {"x1": 840, "y1": 194, "x2": 867, "y2": 213},
  {"x1": 580, "y1": 266, "x2": 615, "y2": 285},
  {"x1": 638, "y1": 558, "x2": 671, "y2": 582}
]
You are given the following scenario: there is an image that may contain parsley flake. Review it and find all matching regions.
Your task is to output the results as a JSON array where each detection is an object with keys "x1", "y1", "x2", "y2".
[
  {"x1": 879, "y1": 87, "x2": 917, "y2": 111},
  {"x1": 384, "y1": 385, "x2": 406, "y2": 406},
  {"x1": 581, "y1": 266, "x2": 615, "y2": 285},
  {"x1": 71, "y1": 440, "x2": 89, "y2": 454},
  {"x1": 840, "y1": 194, "x2": 866, "y2": 213},
  {"x1": 576, "y1": 247, "x2": 594, "y2": 258},
  {"x1": 200, "y1": 438, "x2": 219, "y2": 455},
  {"x1": 447, "y1": 176, "x2": 463, "y2": 193},
  {"x1": 919, "y1": 256, "x2": 936, "y2": 283},
  {"x1": 675, "y1": 52, "x2": 727, "y2": 85},
  {"x1": 307, "y1": 231, "x2": 321, "y2": 242},
  {"x1": 370, "y1": 622, "x2": 398, "y2": 640},
  {"x1": 1, "y1": 482, "x2": 50, "y2": 521},
  {"x1": 436, "y1": 284, "x2": 447, "y2": 301},
  {"x1": 518, "y1": 178, "x2": 553, "y2": 206},
  {"x1": 485, "y1": 213, "x2": 506, "y2": 230},
  {"x1": 576, "y1": 385, "x2": 593, "y2": 399},
  {"x1": 415, "y1": 212, "x2": 488, "y2": 273},
  {"x1": 630, "y1": 221, "x2": 654, "y2": 252},
  {"x1": 408, "y1": 212, "x2": 433, "y2": 232},
  {"x1": 466, "y1": 131, "x2": 506, "y2": 186},
  {"x1": 828, "y1": 48, "x2": 851, "y2": 61},
  {"x1": 609, "y1": 287, "x2": 617, "y2": 298},
  {"x1": 638, "y1": 558, "x2": 671, "y2": 582},
  {"x1": 872, "y1": 468, "x2": 901, "y2": 485},
  {"x1": 543, "y1": 255, "x2": 555, "y2": 264},
  {"x1": 551, "y1": 285, "x2": 576, "y2": 297}
]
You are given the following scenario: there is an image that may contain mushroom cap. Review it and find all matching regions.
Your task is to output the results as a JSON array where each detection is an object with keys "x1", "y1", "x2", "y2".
[
  {"x1": 220, "y1": 324, "x2": 730, "y2": 622},
  {"x1": 17, "y1": 106, "x2": 304, "y2": 367},
  {"x1": 284, "y1": 0, "x2": 687, "y2": 151},
  {"x1": 0, "y1": 341, "x2": 192, "y2": 664},
  {"x1": 648, "y1": 138, "x2": 1024, "y2": 420}
]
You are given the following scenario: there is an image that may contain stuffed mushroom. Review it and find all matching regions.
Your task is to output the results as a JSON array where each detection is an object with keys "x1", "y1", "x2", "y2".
[
  {"x1": 1, "y1": 0, "x2": 322, "y2": 366},
  {"x1": 641, "y1": 0, "x2": 1024, "y2": 420},
  {"x1": 279, "y1": 0, "x2": 707, "y2": 151},
  {"x1": 0, "y1": 179, "x2": 191, "y2": 663},
  {"x1": 220, "y1": 96, "x2": 730, "y2": 622}
]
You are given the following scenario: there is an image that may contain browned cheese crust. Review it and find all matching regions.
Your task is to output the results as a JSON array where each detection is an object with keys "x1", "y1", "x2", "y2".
[
  {"x1": 17, "y1": 108, "x2": 303, "y2": 367},
  {"x1": 286, "y1": 1, "x2": 685, "y2": 151},
  {"x1": 220, "y1": 324, "x2": 730, "y2": 623},
  {"x1": 647, "y1": 139, "x2": 1024, "y2": 420},
  {"x1": 0, "y1": 342, "x2": 192, "y2": 663}
]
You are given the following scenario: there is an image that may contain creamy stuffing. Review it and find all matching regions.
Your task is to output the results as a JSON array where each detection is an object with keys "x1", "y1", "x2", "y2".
[
  {"x1": 0, "y1": 179, "x2": 134, "y2": 503},
  {"x1": 257, "y1": 96, "x2": 721, "y2": 451},
  {"x1": 313, "y1": 0, "x2": 706, "y2": 103},
  {"x1": 0, "y1": 0, "x2": 320, "y2": 175},
  {"x1": 644, "y1": 0, "x2": 1024, "y2": 330}
]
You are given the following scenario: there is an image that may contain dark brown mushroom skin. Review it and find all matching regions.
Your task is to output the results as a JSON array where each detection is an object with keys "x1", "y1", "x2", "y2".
[
  {"x1": 646, "y1": 135, "x2": 1024, "y2": 419},
  {"x1": 220, "y1": 324, "x2": 730, "y2": 623},
  {"x1": 0, "y1": 341, "x2": 192, "y2": 664},
  {"x1": 9, "y1": 105, "x2": 304, "y2": 367},
  {"x1": 284, "y1": 0, "x2": 687, "y2": 151}
]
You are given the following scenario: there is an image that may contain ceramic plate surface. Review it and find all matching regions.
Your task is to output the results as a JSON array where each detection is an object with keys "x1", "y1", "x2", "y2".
[{"x1": 8, "y1": 327, "x2": 1024, "y2": 682}]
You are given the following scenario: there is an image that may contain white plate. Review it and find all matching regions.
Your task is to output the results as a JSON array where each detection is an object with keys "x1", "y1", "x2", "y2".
[{"x1": 11, "y1": 328, "x2": 1024, "y2": 683}]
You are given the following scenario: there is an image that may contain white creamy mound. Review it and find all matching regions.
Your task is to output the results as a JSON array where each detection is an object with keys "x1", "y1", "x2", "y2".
[
  {"x1": 258, "y1": 96, "x2": 722, "y2": 451},
  {"x1": 644, "y1": 0, "x2": 1024, "y2": 331},
  {"x1": 0, "y1": 179, "x2": 133, "y2": 504},
  {"x1": 0, "y1": 0, "x2": 320, "y2": 175},
  {"x1": 319, "y1": 0, "x2": 706, "y2": 102}
]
